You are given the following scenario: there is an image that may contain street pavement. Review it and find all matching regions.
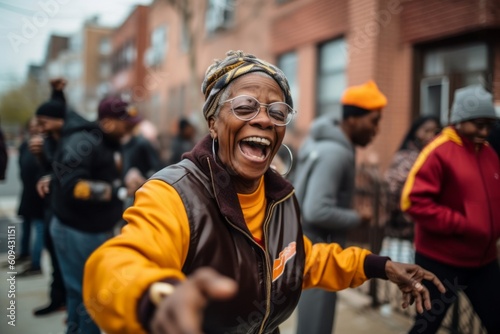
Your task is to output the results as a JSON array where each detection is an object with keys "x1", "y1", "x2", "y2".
[{"x1": 1, "y1": 149, "x2": 416, "y2": 334}]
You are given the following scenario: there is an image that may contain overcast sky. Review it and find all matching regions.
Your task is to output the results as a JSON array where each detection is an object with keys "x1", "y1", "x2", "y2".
[{"x1": 0, "y1": 0, "x2": 152, "y2": 94}]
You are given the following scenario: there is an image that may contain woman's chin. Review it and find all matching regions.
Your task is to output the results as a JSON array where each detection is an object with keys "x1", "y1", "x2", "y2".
[{"x1": 234, "y1": 156, "x2": 269, "y2": 179}]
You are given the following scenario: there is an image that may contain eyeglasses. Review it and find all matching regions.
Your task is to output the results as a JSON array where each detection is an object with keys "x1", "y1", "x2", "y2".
[{"x1": 219, "y1": 95, "x2": 296, "y2": 126}]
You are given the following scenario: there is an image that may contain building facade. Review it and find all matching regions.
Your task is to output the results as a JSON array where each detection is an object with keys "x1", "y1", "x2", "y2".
[
  {"x1": 117, "y1": 0, "x2": 500, "y2": 168},
  {"x1": 45, "y1": 18, "x2": 112, "y2": 118},
  {"x1": 109, "y1": 5, "x2": 149, "y2": 111}
]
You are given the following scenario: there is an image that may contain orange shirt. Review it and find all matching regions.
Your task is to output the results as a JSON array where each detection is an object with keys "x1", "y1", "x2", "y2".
[{"x1": 237, "y1": 177, "x2": 266, "y2": 246}]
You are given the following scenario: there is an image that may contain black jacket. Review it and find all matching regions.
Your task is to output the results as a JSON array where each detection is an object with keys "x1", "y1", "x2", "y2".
[
  {"x1": 38, "y1": 110, "x2": 92, "y2": 176},
  {"x1": 50, "y1": 116, "x2": 124, "y2": 233},
  {"x1": 17, "y1": 140, "x2": 45, "y2": 219},
  {"x1": 123, "y1": 136, "x2": 162, "y2": 178}
]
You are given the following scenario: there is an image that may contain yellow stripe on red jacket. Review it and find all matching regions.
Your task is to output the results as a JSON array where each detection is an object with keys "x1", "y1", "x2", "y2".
[{"x1": 401, "y1": 127, "x2": 462, "y2": 212}]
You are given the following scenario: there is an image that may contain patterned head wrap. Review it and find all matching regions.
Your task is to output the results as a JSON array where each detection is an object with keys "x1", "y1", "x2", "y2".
[{"x1": 201, "y1": 50, "x2": 293, "y2": 120}]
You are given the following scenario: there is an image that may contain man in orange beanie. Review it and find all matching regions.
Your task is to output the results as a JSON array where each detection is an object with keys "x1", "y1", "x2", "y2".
[{"x1": 295, "y1": 80, "x2": 387, "y2": 334}]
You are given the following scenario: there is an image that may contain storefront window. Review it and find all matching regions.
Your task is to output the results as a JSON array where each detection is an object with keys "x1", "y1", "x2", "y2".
[
  {"x1": 317, "y1": 38, "x2": 347, "y2": 119},
  {"x1": 420, "y1": 43, "x2": 488, "y2": 124}
]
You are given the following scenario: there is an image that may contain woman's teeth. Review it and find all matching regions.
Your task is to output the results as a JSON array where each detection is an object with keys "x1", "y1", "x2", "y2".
[{"x1": 241, "y1": 137, "x2": 271, "y2": 146}]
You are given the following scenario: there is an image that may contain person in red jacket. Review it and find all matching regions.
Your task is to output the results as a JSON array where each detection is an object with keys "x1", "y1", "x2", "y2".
[{"x1": 401, "y1": 84, "x2": 500, "y2": 334}]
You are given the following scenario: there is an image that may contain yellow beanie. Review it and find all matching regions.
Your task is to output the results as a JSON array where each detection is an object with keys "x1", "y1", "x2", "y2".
[{"x1": 341, "y1": 80, "x2": 387, "y2": 111}]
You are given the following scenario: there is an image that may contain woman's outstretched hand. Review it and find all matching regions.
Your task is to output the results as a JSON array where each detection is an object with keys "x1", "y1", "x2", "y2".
[
  {"x1": 151, "y1": 268, "x2": 238, "y2": 334},
  {"x1": 385, "y1": 261, "x2": 446, "y2": 313}
]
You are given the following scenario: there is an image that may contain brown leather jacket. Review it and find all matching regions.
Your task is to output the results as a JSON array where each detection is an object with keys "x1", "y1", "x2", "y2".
[
  {"x1": 84, "y1": 135, "x2": 381, "y2": 334},
  {"x1": 149, "y1": 142, "x2": 305, "y2": 333}
]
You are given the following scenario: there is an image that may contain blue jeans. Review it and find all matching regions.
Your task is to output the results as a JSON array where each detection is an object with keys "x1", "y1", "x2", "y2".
[
  {"x1": 20, "y1": 217, "x2": 45, "y2": 269},
  {"x1": 50, "y1": 216, "x2": 113, "y2": 334}
]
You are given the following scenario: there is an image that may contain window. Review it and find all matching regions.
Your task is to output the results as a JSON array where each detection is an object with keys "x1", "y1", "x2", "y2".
[
  {"x1": 146, "y1": 25, "x2": 168, "y2": 67},
  {"x1": 278, "y1": 52, "x2": 299, "y2": 108},
  {"x1": 145, "y1": 25, "x2": 168, "y2": 67},
  {"x1": 112, "y1": 39, "x2": 136, "y2": 73},
  {"x1": 423, "y1": 44, "x2": 487, "y2": 78},
  {"x1": 420, "y1": 77, "x2": 449, "y2": 126},
  {"x1": 99, "y1": 37, "x2": 111, "y2": 55},
  {"x1": 205, "y1": 0, "x2": 235, "y2": 33},
  {"x1": 67, "y1": 60, "x2": 82, "y2": 79},
  {"x1": 316, "y1": 38, "x2": 347, "y2": 119},
  {"x1": 69, "y1": 33, "x2": 82, "y2": 52},
  {"x1": 125, "y1": 42, "x2": 136, "y2": 64},
  {"x1": 420, "y1": 43, "x2": 489, "y2": 124}
]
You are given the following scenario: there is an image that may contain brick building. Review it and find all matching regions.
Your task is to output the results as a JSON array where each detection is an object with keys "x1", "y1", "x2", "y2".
[
  {"x1": 120, "y1": 0, "x2": 500, "y2": 168},
  {"x1": 272, "y1": 0, "x2": 500, "y2": 168},
  {"x1": 109, "y1": 5, "x2": 149, "y2": 108},
  {"x1": 45, "y1": 19, "x2": 112, "y2": 118}
]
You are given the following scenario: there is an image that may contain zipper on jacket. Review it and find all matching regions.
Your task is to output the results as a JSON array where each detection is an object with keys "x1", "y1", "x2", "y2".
[
  {"x1": 256, "y1": 199, "x2": 278, "y2": 334},
  {"x1": 206, "y1": 157, "x2": 294, "y2": 334},
  {"x1": 256, "y1": 192, "x2": 294, "y2": 334},
  {"x1": 223, "y1": 215, "x2": 271, "y2": 333}
]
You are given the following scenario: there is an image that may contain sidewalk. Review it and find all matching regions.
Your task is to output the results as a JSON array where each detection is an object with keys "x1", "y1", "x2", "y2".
[
  {"x1": 0, "y1": 249, "x2": 414, "y2": 334},
  {"x1": 1, "y1": 252, "x2": 65, "y2": 334},
  {"x1": 280, "y1": 288, "x2": 413, "y2": 334}
]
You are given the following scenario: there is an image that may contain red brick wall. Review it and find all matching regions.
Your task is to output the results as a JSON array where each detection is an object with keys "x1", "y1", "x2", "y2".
[
  {"x1": 401, "y1": 0, "x2": 500, "y2": 43},
  {"x1": 373, "y1": 0, "x2": 413, "y2": 171},
  {"x1": 494, "y1": 40, "x2": 500, "y2": 102},
  {"x1": 110, "y1": 5, "x2": 148, "y2": 95},
  {"x1": 271, "y1": 0, "x2": 348, "y2": 54},
  {"x1": 45, "y1": 35, "x2": 69, "y2": 64},
  {"x1": 348, "y1": 0, "x2": 414, "y2": 170},
  {"x1": 139, "y1": 0, "x2": 499, "y2": 169},
  {"x1": 346, "y1": 0, "x2": 379, "y2": 85},
  {"x1": 135, "y1": 6, "x2": 149, "y2": 100}
]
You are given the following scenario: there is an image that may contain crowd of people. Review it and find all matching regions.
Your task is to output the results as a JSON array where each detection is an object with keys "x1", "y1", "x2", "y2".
[
  {"x1": 0, "y1": 49, "x2": 499, "y2": 334},
  {"x1": 4, "y1": 78, "x2": 196, "y2": 331}
]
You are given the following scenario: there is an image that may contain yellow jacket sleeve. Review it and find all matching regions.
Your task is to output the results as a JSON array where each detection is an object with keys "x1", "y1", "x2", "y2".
[
  {"x1": 302, "y1": 236, "x2": 371, "y2": 290},
  {"x1": 83, "y1": 179, "x2": 190, "y2": 334}
]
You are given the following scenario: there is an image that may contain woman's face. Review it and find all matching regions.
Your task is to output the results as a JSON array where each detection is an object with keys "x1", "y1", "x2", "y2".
[
  {"x1": 415, "y1": 120, "x2": 439, "y2": 147},
  {"x1": 209, "y1": 73, "x2": 287, "y2": 193}
]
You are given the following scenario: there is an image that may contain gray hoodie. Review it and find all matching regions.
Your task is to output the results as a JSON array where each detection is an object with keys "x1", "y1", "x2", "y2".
[{"x1": 294, "y1": 115, "x2": 361, "y2": 243}]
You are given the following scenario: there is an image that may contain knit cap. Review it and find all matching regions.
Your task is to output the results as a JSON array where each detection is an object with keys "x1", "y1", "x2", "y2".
[
  {"x1": 450, "y1": 85, "x2": 497, "y2": 124},
  {"x1": 341, "y1": 80, "x2": 387, "y2": 118},
  {"x1": 35, "y1": 100, "x2": 66, "y2": 119}
]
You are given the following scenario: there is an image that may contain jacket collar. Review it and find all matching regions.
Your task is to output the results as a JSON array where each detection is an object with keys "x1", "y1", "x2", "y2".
[{"x1": 184, "y1": 135, "x2": 294, "y2": 228}]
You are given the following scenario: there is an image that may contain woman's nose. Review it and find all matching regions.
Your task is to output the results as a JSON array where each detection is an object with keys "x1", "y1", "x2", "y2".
[{"x1": 250, "y1": 106, "x2": 274, "y2": 128}]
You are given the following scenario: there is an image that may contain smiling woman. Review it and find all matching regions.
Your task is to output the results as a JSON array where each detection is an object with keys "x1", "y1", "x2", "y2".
[
  {"x1": 208, "y1": 73, "x2": 290, "y2": 192},
  {"x1": 83, "y1": 50, "x2": 446, "y2": 334}
]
